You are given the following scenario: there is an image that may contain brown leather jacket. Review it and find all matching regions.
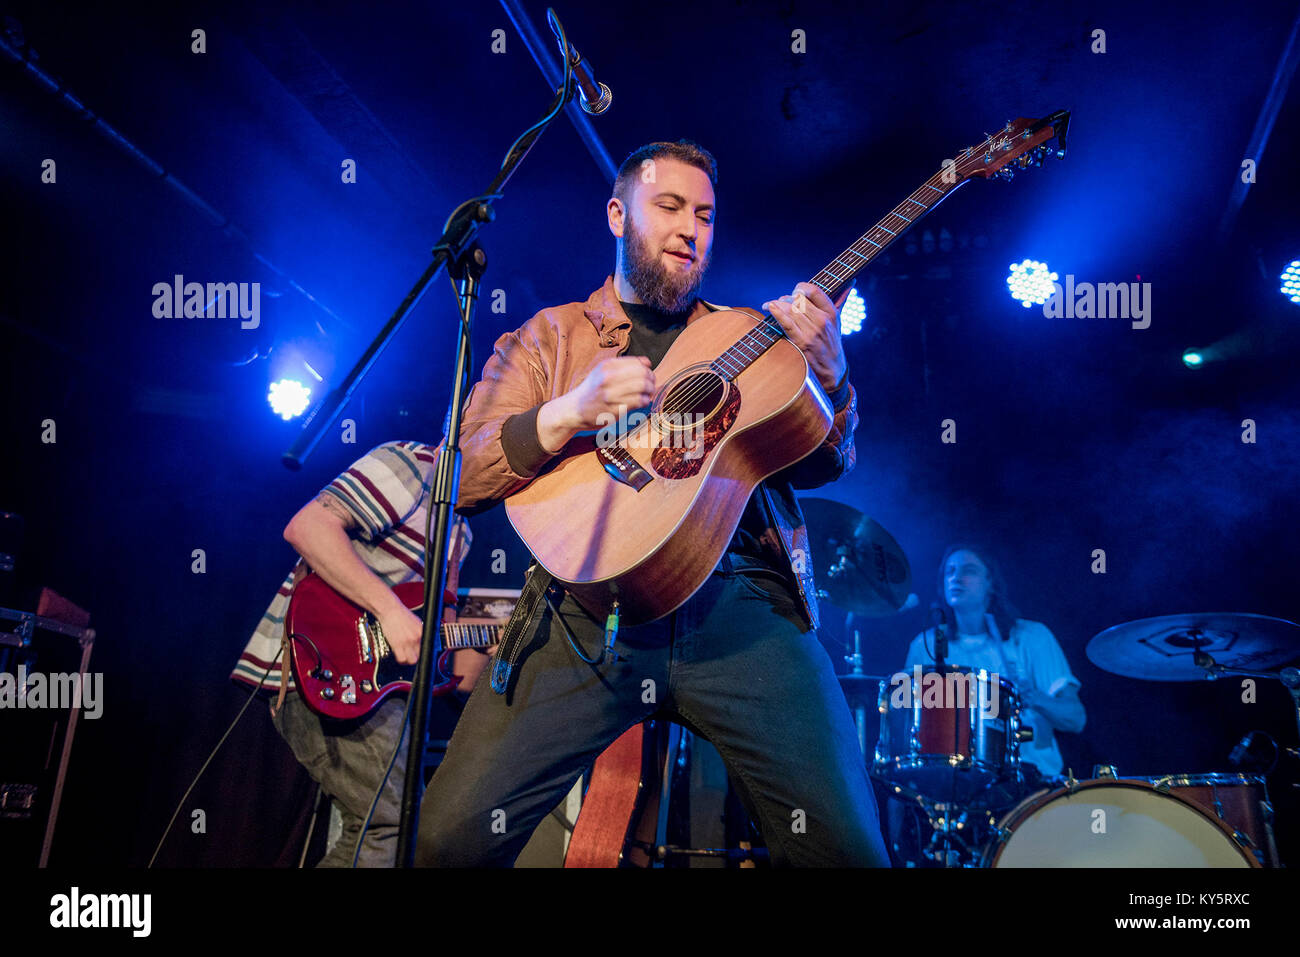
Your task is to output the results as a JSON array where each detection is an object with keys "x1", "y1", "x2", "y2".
[{"x1": 454, "y1": 275, "x2": 859, "y2": 631}]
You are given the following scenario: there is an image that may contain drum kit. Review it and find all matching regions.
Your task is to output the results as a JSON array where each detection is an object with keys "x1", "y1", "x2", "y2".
[{"x1": 801, "y1": 497, "x2": 1300, "y2": 868}]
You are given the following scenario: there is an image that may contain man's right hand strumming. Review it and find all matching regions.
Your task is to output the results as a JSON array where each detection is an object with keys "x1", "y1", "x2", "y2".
[{"x1": 535, "y1": 355, "x2": 656, "y2": 453}]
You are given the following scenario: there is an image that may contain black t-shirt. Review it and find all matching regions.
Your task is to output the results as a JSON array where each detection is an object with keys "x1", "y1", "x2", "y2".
[{"x1": 619, "y1": 300, "x2": 778, "y2": 573}]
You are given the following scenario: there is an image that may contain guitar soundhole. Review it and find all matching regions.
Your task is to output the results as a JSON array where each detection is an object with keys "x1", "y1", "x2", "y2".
[
  {"x1": 660, "y1": 372, "x2": 727, "y2": 423},
  {"x1": 650, "y1": 374, "x2": 740, "y2": 479}
]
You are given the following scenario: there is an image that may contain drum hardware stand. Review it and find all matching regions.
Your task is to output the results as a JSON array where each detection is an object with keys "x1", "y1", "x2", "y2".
[
  {"x1": 913, "y1": 797, "x2": 987, "y2": 868},
  {"x1": 1195, "y1": 651, "x2": 1300, "y2": 743},
  {"x1": 843, "y1": 616, "x2": 870, "y2": 757},
  {"x1": 645, "y1": 843, "x2": 769, "y2": 865},
  {"x1": 1197, "y1": 651, "x2": 1300, "y2": 863}
]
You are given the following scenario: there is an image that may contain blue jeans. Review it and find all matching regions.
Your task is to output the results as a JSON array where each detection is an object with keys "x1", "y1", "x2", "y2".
[
  {"x1": 416, "y1": 566, "x2": 889, "y2": 866},
  {"x1": 272, "y1": 690, "x2": 409, "y2": 867}
]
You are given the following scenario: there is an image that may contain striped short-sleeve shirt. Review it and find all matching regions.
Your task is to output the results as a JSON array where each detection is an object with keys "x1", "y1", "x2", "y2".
[{"x1": 230, "y1": 440, "x2": 470, "y2": 691}]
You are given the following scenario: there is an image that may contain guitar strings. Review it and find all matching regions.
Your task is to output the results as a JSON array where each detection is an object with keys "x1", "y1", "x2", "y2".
[
  {"x1": 644, "y1": 165, "x2": 956, "y2": 428},
  {"x1": 643, "y1": 125, "x2": 1027, "y2": 423}
]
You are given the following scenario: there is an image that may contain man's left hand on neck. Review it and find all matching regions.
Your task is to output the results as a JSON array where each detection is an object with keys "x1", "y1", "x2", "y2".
[{"x1": 762, "y1": 282, "x2": 849, "y2": 393}]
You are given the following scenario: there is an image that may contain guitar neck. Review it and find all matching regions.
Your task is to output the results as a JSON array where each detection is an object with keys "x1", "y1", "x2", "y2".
[
  {"x1": 712, "y1": 166, "x2": 965, "y2": 380},
  {"x1": 810, "y1": 167, "x2": 965, "y2": 301},
  {"x1": 440, "y1": 621, "x2": 503, "y2": 650}
]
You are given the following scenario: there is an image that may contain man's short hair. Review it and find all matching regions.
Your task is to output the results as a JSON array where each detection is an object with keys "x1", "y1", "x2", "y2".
[{"x1": 613, "y1": 139, "x2": 718, "y2": 205}]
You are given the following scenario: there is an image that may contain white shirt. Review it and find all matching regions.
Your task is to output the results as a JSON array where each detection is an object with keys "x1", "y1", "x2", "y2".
[{"x1": 903, "y1": 615, "x2": 1080, "y2": 776}]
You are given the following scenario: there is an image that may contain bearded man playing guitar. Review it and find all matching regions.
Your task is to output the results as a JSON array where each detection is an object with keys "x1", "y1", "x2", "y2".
[{"x1": 416, "y1": 140, "x2": 889, "y2": 867}]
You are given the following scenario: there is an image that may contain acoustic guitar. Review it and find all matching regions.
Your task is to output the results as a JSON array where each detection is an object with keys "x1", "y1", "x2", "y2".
[{"x1": 506, "y1": 113, "x2": 1071, "y2": 625}]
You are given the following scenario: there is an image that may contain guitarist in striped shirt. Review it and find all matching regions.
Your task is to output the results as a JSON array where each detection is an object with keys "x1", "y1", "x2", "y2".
[{"x1": 231, "y1": 440, "x2": 473, "y2": 866}]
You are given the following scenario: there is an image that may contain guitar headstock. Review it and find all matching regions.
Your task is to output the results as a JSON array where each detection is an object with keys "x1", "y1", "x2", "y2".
[{"x1": 949, "y1": 110, "x2": 1071, "y2": 183}]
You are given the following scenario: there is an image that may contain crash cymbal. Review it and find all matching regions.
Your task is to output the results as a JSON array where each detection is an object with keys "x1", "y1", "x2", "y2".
[
  {"x1": 1086, "y1": 613, "x2": 1300, "y2": 681},
  {"x1": 799, "y1": 497, "x2": 912, "y2": 617}
]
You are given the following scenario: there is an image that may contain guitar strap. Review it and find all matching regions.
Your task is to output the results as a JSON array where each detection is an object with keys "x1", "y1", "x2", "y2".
[
  {"x1": 272, "y1": 561, "x2": 311, "y2": 717},
  {"x1": 490, "y1": 561, "x2": 556, "y2": 694}
]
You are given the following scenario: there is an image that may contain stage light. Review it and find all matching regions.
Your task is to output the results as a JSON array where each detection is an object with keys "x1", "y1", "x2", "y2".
[
  {"x1": 269, "y1": 379, "x2": 312, "y2": 420},
  {"x1": 841, "y1": 287, "x2": 866, "y2": 336},
  {"x1": 1182, "y1": 349, "x2": 1204, "y2": 368},
  {"x1": 1006, "y1": 259, "x2": 1058, "y2": 308},
  {"x1": 1280, "y1": 260, "x2": 1300, "y2": 304}
]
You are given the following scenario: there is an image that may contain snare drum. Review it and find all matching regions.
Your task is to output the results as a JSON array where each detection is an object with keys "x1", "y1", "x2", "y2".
[
  {"x1": 982, "y1": 778, "x2": 1259, "y2": 867},
  {"x1": 1142, "y1": 773, "x2": 1278, "y2": 867},
  {"x1": 872, "y1": 667, "x2": 1025, "y2": 808}
]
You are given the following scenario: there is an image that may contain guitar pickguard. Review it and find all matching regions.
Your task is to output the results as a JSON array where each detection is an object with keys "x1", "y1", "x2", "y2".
[{"x1": 650, "y1": 383, "x2": 741, "y2": 479}]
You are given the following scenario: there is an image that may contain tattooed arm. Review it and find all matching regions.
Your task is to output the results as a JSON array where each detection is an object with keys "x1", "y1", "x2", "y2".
[{"x1": 283, "y1": 493, "x2": 425, "y2": 664}]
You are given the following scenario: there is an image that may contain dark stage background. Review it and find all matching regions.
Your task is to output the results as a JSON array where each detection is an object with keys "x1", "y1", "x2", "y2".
[{"x1": 2, "y1": 0, "x2": 1299, "y2": 868}]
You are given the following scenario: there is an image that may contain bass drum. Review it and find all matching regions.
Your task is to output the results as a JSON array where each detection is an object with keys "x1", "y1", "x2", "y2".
[
  {"x1": 1141, "y1": 773, "x2": 1279, "y2": 867},
  {"x1": 982, "y1": 779, "x2": 1259, "y2": 868}
]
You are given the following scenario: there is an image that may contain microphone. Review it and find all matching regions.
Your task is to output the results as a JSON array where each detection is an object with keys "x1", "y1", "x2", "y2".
[
  {"x1": 547, "y1": 11, "x2": 612, "y2": 115},
  {"x1": 1228, "y1": 731, "x2": 1257, "y2": 767},
  {"x1": 930, "y1": 601, "x2": 948, "y2": 670}
]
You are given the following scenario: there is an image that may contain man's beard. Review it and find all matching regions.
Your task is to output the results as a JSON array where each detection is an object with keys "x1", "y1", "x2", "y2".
[{"x1": 621, "y1": 214, "x2": 710, "y2": 313}]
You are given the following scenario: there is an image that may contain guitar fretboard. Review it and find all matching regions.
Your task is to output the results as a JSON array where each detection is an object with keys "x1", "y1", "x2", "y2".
[
  {"x1": 440, "y1": 621, "x2": 503, "y2": 649},
  {"x1": 710, "y1": 167, "x2": 965, "y2": 382}
]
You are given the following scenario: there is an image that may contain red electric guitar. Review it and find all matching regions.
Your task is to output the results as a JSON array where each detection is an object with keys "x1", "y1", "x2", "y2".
[{"x1": 284, "y1": 572, "x2": 516, "y2": 720}]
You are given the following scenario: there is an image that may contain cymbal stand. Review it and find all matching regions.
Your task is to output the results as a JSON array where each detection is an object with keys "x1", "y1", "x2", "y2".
[{"x1": 1195, "y1": 653, "x2": 1300, "y2": 743}]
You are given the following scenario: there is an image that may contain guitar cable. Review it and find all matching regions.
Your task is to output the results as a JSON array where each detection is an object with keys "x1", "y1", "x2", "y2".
[
  {"x1": 148, "y1": 656, "x2": 280, "y2": 867},
  {"x1": 150, "y1": 638, "x2": 384, "y2": 868},
  {"x1": 543, "y1": 590, "x2": 623, "y2": 665},
  {"x1": 350, "y1": 685, "x2": 413, "y2": 867}
]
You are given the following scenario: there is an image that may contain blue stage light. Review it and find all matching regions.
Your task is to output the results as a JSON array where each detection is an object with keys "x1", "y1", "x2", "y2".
[
  {"x1": 269, "y1": 379, "x2": 312, "y2": 420},
  {"x1": 1182, "y1": 349, "x2": 1204, "y2": 368},
  {"x1": 841, "y1": 287, "x2": 866, "y2": 336},
  {"x1": 1280, "y1": 260, "x2": 1300, "y2": 304},
  {"x1": 1006, "y1": 259, "x2": 1059, "y2": 308}
]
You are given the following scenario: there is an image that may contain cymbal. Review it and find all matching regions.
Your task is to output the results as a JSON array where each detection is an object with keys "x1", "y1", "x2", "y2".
[
  {"x1": 799, "y1": 497, "x2": 911, "y2": 617},
  {"x1": 1086, "y1": 613, "x2": 1300, "y2": 681},
  {"x1": 837, "y1": 672, "x2": 892, "y2": 702}
]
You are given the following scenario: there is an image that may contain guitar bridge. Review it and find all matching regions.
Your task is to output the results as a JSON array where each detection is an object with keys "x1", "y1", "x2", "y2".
[{"x1": 597, "y1": 446, "x2": 653, "y2": 491}]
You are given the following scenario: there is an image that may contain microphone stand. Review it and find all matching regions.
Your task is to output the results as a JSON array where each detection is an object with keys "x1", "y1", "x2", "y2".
[{"x1": 281, "y1": 58, "x2": 584, "y2": 868}]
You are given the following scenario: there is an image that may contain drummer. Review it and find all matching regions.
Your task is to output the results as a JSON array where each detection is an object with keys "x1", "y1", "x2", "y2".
[{"x1": 902, "y1": 544, "x2": 1087, "y2": 781}]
